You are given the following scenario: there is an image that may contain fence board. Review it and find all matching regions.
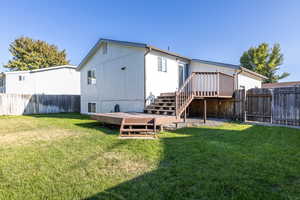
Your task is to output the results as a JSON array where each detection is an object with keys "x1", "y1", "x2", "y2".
[
  {"x1": 234, "y1": 89, "x2": 245, "y2": 121},
  {"x1": 0, "y1": 94, "x2": 80, "y2": 115},
  {"x1": 244, "y1": 87, "x2": 300, "y2": 126},
  {"x1": 246, "y1": 88, "x2": 272, "y2": 123},
  {"x1": 272, "y1": 87, "x2": 300, "y2": 126}
]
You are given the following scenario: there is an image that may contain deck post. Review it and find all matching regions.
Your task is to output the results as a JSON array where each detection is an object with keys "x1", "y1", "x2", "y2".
[
  {"x1": 203, "y1": 99, "x2": 207, "y2": 124},
  {"x1": 153, "y1": 118, "x2": 157, "y2": 133},
  {"x1": 184, "y1": 108, "x2": 187, "y2": 122}
]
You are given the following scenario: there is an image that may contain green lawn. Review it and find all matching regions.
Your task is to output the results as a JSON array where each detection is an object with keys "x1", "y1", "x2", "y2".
[{"x1": 0, "y1": 113, "x2": 300, "y2": 200}]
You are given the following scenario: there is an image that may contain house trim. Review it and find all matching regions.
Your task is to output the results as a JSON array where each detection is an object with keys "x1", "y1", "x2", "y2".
[{"x1": 2, "y1": 65, "x2": 77, "y2": 75}]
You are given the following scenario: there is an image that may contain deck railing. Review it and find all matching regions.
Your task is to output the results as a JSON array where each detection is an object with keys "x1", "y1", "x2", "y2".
[{"x1": 175, "y1": 72, "x2": 234, "y2": 117}]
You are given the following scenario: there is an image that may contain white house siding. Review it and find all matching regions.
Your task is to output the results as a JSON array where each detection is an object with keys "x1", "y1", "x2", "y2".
[
  {"x1": 4, "y1": 67, "x2": 80, "y2": 95},
  {"x1": 145, "y1": 51, "x2": 188, "y2": 103},
  {"x1": 80, "y1": 42, "x2": 145, "y2": 114},
  {"x1": 238, "y1": 73, "x2": 262, "y2": 90}
]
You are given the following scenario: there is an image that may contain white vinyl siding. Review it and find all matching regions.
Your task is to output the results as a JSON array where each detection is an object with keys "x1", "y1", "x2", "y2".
[
  {"x1": 80, "y1": 42, "x2": 145, "y2": 114},
  {"x1": 3, "y1": 67, "x2": 80, "y2": 95},
  {"x1": 146, "y1": 51, "x2": 189, "y2": 102},
  {"x1": 102, "y1": 42, "x2": 108, "y2": 55}
]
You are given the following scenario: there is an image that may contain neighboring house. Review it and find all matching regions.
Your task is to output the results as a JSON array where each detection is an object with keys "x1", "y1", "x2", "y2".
[
  {"x1": 262, "y1": 81, "x2": 300, "y2": 89},
  {"x1": 0, "y1": 65, "x2": 80, "y2": 95},
  {"x1": 77, "y1": 38, "x2": 266, "y2": 114}
]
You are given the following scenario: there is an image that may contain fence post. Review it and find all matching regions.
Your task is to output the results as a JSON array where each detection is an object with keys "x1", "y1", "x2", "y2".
[
  {"x1": 270, "y1": 89, "x2": 273, "y2": 124},
  {"x1": 243, "y1": 89, "x2": 247, "y2": 122}
]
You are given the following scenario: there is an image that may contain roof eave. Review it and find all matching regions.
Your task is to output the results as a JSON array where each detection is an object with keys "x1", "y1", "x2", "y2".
[
  {"x1": 239, "y1": 67, "x2": 268, "y2": 80},
  {"x1": 147, "y1": 45, "x2": 191, "y2": 60},
  {"x1": 191, "y1": 59, "x2": 240, "y2": 69}
]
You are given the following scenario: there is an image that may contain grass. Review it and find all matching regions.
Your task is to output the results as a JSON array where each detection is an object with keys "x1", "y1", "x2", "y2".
[{"x1": 0, "y1": 113, "x2": 300, "y2": 200}]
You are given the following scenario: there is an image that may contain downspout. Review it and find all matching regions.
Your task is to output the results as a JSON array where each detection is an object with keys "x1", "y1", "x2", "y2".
[
  {"x1": 235, "y1": 67, "x2": 243, "y2": 90},
  {"x1": 144, "y1": 47, "x2": 151, "y2": 108}
]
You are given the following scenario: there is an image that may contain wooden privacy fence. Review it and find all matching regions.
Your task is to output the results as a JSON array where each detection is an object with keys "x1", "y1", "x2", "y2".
[
  {"x1": 246, "y1": 88, "x2": 272, "y2": 123},
  {"x1": 272, "y1": 87, "x2": 300, "y2": 126},
  {"x1": 189, "y1": 87, "x2": 300, "y2": 127},
  {"x1": 0, "y1": 94, "x2": 80, "y2": 115},
  {"x1": 243, "y1": 87, "x2": 300, "y2": 126}
]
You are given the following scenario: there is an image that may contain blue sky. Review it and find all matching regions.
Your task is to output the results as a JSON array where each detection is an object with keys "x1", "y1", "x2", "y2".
[{"x1": 0, "y1": 0, "x2": 299, "y2": 81}]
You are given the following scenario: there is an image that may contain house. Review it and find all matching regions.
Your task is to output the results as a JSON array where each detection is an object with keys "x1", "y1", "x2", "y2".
[
  {"x1": 0, "y1": 65, "x2": 80, "y2": 95},
  {"x1": 77, "y1": 38, "x2": 266, "y2": 116},
  {"x1": 262, "y1": 81, "x2": 300, "y2": 89}
]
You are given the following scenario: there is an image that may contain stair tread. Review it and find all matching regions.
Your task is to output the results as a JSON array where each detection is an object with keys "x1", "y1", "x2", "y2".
[
  {"x1": 148, "y1": 105, "x2": 175, "y2": 107},
  {"x1": 155, "y1": 100, "x2": 175, "y2": 102},
  {"x1": 124, "y1": 123, "x2": 154, "y2": 125},
  {"x1": 144, "y1": 108, "x2": 175, "y2": 112},
  {"x1": 121, "y1": 129, "x2": 155, "y2": 132}
]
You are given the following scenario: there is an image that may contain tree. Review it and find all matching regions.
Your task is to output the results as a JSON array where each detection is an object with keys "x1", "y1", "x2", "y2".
[
  {"x1": 4, "y1": 37, "x2": 70, "y2": 71},
  {"x1": 240, "y1": 43, "x2": 289, "y2": 83}
]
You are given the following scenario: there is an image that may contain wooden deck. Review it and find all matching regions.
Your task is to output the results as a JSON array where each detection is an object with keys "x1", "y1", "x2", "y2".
[{"x1": 91, "y1": 112, "x2": 179, "y2": 137}]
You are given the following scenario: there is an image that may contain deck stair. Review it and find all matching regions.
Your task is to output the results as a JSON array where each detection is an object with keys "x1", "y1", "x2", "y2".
[
  {"x1": 145, "y1": 72, "x2": 235, "y2": 118},
  {"x1": 144, "y1": 93, "x2": 176, "y2": 116},
  {"x1": 120, "y1": 117, "x2": 160, "y2": 137}
]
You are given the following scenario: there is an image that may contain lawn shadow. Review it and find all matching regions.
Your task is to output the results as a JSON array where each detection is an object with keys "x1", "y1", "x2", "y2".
[
  {"x1": 75, "y1": 121, "x2": 119, "y2": 135},
  {"x1": 82, "y1": 125, "x2": 298, "y2": 200},
  {"x1": 30, "y1": 112, "x2": 120, "y2": 135}
]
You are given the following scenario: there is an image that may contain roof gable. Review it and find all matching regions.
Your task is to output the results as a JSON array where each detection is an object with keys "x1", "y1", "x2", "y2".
[{"x1": 77, "y1": 38, "x2": 147, "y2": 70}]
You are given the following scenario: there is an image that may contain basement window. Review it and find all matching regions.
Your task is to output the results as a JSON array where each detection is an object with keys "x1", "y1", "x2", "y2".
[
  {"x1": 87, "y1": 70, "x2": 96, "y2": 85},
  {"x1": 158, "y1": 57, "x2": 167, "y2": 72},
  {"x1": 88, "y1": 103, "x2": 96, "y2": 113}
]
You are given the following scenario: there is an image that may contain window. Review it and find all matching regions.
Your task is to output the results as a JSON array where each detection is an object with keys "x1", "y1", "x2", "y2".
[
  {"x1": 0, "y1": 78, "x2": 4, "y2": 88},
  {"x1": 102, "y1": 42, "x2": 108, "y2": 55},
  {"x1": 158, "y1": 57, "x2": 167, "y2": 72},
  {"x1": 88, "y1": 103, "x2": 96, "y2": 113},
  {"x1": 19, "y1": 75, "x2": 25, "y2": 81},
  {"x1": 87, "y1": 70, "x2": 96, "y2": 85}
]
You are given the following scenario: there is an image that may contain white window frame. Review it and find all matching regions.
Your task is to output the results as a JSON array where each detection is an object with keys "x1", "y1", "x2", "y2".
[
  {"x1": 158, "y1": 56, "x2": 167, "y2": 72},
  {"x1": 88, "y1": 102, "x2": 96, "y2": 113},
  {"x1": 87, "y1": 69, "x2": 96, "y2": 85},
  {"x1": 0, "y1": 78, "x2": 4, "y2": 88},
  {"x1": 18, "y1": 75, "x2": 25, "y2": 81}
]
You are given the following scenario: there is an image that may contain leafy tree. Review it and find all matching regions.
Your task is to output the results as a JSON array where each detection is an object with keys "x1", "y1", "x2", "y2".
[
  {"x1": 4, "y1": 37, "x2": 70, "y2": 71},
  {"x1": 240, "y1": 43, "x2": 289, "y2": 83}
]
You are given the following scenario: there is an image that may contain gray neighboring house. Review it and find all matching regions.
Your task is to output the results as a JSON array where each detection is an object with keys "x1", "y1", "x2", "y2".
[{"x1": 0, "y1": 65, "x2": 80, "y2": 95}]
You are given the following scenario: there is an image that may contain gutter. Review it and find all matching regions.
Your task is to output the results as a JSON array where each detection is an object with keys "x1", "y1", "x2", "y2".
[{"x1": 144, "y1": 47, "x2": 151, "y2": 108}]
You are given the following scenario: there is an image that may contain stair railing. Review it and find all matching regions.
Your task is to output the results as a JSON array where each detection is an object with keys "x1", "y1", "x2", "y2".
[
  {"x1": 175, "y1": 73, "x2": 195, "y2": 117},
  {"x1": 175, "y1": 72, "x2": 234, "y2": 118}
]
